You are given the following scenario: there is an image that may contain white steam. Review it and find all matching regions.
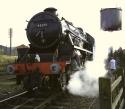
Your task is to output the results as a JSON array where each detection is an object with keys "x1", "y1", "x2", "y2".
[
  {"x1": 67, "y1": 70, "x2": 98, "y2": 97},
  {"x1": 67, "y1": 31, "x2": 125, "y2": 97},
  {"x1": 67, "y1": 5, "x2": 125, "y2": 97}
]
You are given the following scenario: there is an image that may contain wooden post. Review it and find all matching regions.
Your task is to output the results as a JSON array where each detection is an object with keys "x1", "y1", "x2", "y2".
[
  {"x1": 99, "y1": 77, "x2": 112, "y2": 109},
  {"x1": 121, "y1": 68, "x2": 125, "y2": 108},
  {"x1": 9, "y1": 28, "x2": 12, "y2": 56},
  {"x1": 117, "y1": 68, "x2": 125, "y2": 109}
]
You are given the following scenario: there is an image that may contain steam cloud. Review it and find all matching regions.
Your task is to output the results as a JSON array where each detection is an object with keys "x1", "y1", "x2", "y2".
[
  {"x1": 67, "y1": 70, "x2": 98, "y2": 97},
  {"x1": 67, "y1": 30, "x2": 125, "y2": 97}
]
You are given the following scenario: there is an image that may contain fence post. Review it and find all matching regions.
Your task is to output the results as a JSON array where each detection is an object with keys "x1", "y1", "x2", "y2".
[
  {"x1": 118, "y1": 68, "x2": 125, "y2": 95},
  {"x1": 99, "y1": 77, "x2": 112, "y2": 109},
  {"x1": 122, "y1": 68, "x2": 125, "y2": 108}
]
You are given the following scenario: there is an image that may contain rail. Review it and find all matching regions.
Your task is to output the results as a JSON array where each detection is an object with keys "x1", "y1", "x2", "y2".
[
  {"x1": 0, "y1": 90, "x2": 28, "y2": 103},
  {"x1": 0, "y1": 87, "x2": 37, "y2": 103},
  {"x1": 99, "y1": 68, "x2": 125, "y2": 109}
]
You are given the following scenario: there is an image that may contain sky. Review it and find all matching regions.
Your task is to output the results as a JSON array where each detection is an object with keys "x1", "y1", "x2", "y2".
[{"x1": 0, "y1": 0, "x2": 124, "y2": 47}]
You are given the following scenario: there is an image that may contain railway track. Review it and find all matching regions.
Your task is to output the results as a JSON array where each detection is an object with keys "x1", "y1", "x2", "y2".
[
  {"x1": 0, "y1": 74, "x2": 98, "y2": 109},
  {"x1": 0, "y1": 88, "x2": 98, "y2": 109},
  {"x1": 43, "y1": 93, "x2": 98, "y2": 109},
  {"x1": 0, "y1": 88, "x2": 62, "y2": 109},
  {"x1": 0, "y1": 75, "x2": 16, "y2": 81},
  {"x1": 0, "y1": 90, "x2": 28, "y2": 103}
]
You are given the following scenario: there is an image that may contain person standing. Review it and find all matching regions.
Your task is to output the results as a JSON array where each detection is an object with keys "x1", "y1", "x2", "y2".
[
  {"x1": 109, "y1": 57, "x2": 116, "y2": 72},
  {"x1": 108, "y1": 57, "x2": 116, "y2": 78}
]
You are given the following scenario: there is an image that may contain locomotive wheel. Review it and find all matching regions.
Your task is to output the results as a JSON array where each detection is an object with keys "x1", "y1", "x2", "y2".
[
  {"x1": 60, "y1": 72, "x2": 70, "y2": 91},
  {"x1": 60, "y1": 66, "x2": 72, "y2": 91},
  {"x1": 23, "y1": 73, "x2": 42, "y2": 91},
  {"x1": 16, "y1": 75, "x2": 22, "y2": 85},
  {"x1": 23, "y1": 75, "x2": 33, "y2": 91}
]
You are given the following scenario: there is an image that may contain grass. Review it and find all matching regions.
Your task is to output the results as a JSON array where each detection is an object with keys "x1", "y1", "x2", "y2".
[
  {"x1": 0, "y1": 80, "x2": 22, "y2": 92},
  {"x1": 0, "y1": 55, "x2": 17, "y2": 63},
  {"x1": 0, "y1": 81, "x2": 16, "y2": 90},
  {"x1": 0, "y1": 55, "x2": 20, "y2": 92},
  {"x1": 0, "y1": 55, "x2": 17, "y2": 74}
]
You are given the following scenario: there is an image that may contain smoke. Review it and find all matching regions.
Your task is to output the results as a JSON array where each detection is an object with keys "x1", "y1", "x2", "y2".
[
  {"x1": 67, "y1": 30, "x2": 125, "y2": 97},
  {"x1": 66, "y1": 4, "x2": 125, "y2": 97},
  {"x1": 67, "y1": 70, "x2": 98, "y2": 97},
  {"x1": 67, "y1": 34, "x2": 107, "y2": 97}
]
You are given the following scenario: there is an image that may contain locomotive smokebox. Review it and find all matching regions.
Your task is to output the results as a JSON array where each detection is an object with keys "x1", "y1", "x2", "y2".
[
  {"x1": 100, "y1": 8, "x2": 122, "y2": 31},
  {"x1": 26, "y1": 8, "x2": 62, "y2": 50}
]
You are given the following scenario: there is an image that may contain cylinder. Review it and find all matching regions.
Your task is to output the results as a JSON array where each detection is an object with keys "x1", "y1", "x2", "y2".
[{"x1": 100, "y1": 8, "x2": 122, "y2": 31}]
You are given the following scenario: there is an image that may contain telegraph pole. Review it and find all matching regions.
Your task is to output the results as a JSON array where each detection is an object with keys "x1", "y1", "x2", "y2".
[{"x1": 9, "y1": 28, "x2": 12, "y2": 56}]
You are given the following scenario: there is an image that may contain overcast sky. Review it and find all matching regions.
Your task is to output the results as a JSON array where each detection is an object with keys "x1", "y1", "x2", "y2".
[{"x1": 0, "y1": 0, "x2": 124, "y2": 47}]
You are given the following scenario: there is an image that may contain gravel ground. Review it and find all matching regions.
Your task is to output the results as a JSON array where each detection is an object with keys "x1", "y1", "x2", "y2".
[
  {"x1": 46, "y1": 92, "x2": 100, "y2": 109},
  {"x1": 0, "y1": 74, "x2": 100, "y2": 109},
  {"x1": 65, "y1": 95, "x2": 100, "y2": 109},
  {"x1": 0, "y1": 74, "x2": 23, "y2": 99}
]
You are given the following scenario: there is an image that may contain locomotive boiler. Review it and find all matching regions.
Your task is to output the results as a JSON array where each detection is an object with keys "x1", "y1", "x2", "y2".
[{"x1": 10, "y1": 7, "x2": 95, "y2": 90}]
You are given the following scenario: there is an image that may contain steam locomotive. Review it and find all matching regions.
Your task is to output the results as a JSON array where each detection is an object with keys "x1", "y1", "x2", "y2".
[{"x1": 9, "y1": 8, "x2": 95, "y2": 90}]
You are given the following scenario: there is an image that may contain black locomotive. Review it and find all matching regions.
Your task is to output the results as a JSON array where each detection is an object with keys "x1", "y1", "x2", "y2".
[{"x1": 12, "y1": 7, "x2": 95, "y2": 90}]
